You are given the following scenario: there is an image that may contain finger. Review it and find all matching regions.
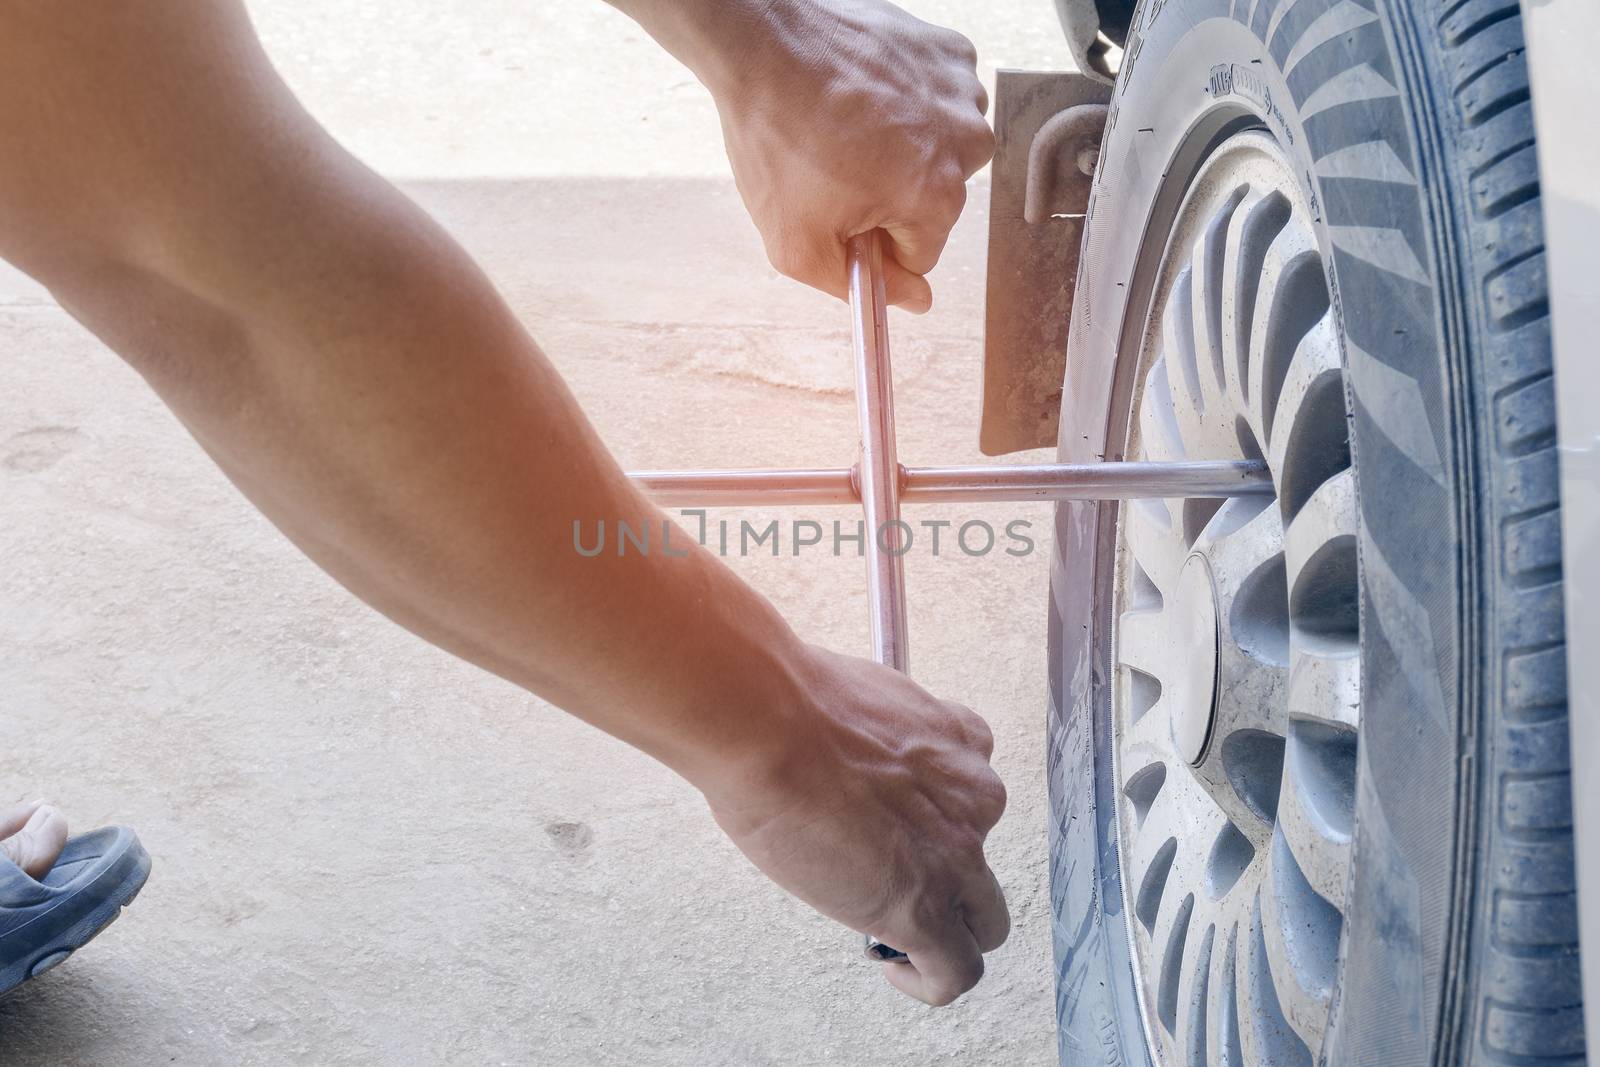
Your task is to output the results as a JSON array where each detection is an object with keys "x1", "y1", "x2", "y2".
[
  {"x1": 959, "y1": 863, "x2": 1011, "y2": 952},
  {"x1": 958, "y1": 118, "x2": 997, "y2": 178},
  {"x1": 881, "y1": 922, "x2": 986, "y2": 1006},
  {"x1": 881, "y1": 256, "x2": 933, "y2": 314},
  {"x1": 765, "y1": 225, "x2": 849, "y2": 302},
  {"x1": 955, "y1": 706, "x2": 995, "y2": 760},
  {"x1": 0, "y1": 799, "x2": 46, "y2": 840},
  {"x1": 1, "y1": 802, "x2": 68, "y2": 879},
  {"x1": 884, "y1": 188, "x2": 963, "y2": 277}
]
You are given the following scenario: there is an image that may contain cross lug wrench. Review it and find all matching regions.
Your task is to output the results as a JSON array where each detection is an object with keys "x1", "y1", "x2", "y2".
[{"x1": 627, "y1": 230, "x2": 1273, "y2": 965}]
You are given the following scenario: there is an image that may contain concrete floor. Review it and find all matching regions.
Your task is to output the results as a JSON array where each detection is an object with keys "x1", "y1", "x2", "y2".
[{"x1": 0, "y1": 3, "x2": 1072, "y2": 1063}]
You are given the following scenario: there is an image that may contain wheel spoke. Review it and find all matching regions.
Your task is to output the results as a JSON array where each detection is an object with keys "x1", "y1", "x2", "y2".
[
  {"x1": 1220, "y1": 189, "x2": 1293, "y2": 411},
  {"x1": 1265, "y1": 312, "x2": 1342, "y2": 477},
  {"x1": 1196, "y1": 494, "x2": 1282, "y2": 584},
  {"x1": 1201, "y1": 503, "x2": 1289, "y2": 739},
  {"x1": 1283, "y1": 467, "x2": 1356, "y2": 596},
  {"x1": 1216, "y1": 614, "x2": 1288, "y2": 738},
  {"x1": 1140, "y1": 356, "x2": 1187, "y2": 462},
  {"x1": 1124, "y1": 770, "x2": 1222, "y2": 962},
  {"x1": 1261, "y1": 830, "x2": 1341, "y2": 1051},
  {"x1": 1237, "y1": 891, "x2": 1314, "y2": 1067},
  {"x1": 1287, "y1": 645, "x2": 1359, "y2": 729},
  {"x1": 1123, "y1": 693, "x2": 1177, "y2": 757},
  {"x1": 1232, "y1": 891, "x2": 1272, "y2": 1066},
  {"x1": 1175, "y1": 919, "x2": 1217, "y2": 1065},
  {"x1": 1117, "y1": 606, "x2": 1171, "y2": 689},
  {"x1": 1206, "y1": 919, "x2": 1248, "y2": 1067},
  {"x1": 1146, "y1": 806, "x2": 1226, "y2": 1041},
  {"x1": 1245, "y1": 225, "x2": 1326, "y2": 445},
  {"x1": 1125, "y1": 497, "x2": 1185, "y2": 596},
  {"x1": 1277, "y1": 732, "x2": 1352, "y2": 908},
  {"x1": 1191, "y1": 186, "x2": 1248, "y2": 415},
  {"x1": 1163, "y1": 267, "x2": 1210, "y2": 448},
  {"x1": 1125, "y1": 790, "x2": 1181, "y2": 898}
]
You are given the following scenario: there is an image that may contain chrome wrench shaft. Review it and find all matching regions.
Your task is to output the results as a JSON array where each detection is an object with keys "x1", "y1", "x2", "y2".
[
  {"x1": 629, "y1": 459, "x2": 1273, "y2": 507},
  {"x1": 849, "y1": 231, "x2": 913, "y2": 965}
]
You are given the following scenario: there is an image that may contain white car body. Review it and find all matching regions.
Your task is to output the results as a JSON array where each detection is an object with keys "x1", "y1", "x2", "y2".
[{"x1": 1524, "y1": 0, "x2": 1600, "y2": 1045}]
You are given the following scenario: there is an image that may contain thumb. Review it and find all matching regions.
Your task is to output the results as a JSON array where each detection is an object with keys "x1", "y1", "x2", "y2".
[
  {"x1": 882, "y1": 197, "x2": 962, "y2": 278},
  {"x1": 881, "y1": 255, "x2": 933, "y2": 314}
]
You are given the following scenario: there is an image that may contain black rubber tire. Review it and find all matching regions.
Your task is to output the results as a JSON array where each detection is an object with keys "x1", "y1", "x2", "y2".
[{"x1": 1044, "y1": 0, "x2": 1580, "y2": 1064}]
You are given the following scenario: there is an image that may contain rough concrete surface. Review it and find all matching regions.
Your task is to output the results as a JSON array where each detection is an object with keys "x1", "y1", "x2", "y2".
[{"x1": 0, "y1": 3, "x2": 1073, "y2": 1064}]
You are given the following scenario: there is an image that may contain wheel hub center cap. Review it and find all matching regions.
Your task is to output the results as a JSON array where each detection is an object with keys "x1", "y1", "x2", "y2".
[{"x1": 1169, "y1": 554, "x2": 1220, "y2": 765}]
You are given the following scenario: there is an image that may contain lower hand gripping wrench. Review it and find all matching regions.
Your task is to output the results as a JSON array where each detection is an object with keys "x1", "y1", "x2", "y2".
[{"x1": 628, "y1": 230, "x2": 1273, "y2": 964}]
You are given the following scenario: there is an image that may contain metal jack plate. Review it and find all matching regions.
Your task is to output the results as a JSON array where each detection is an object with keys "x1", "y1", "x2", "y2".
[{"x1": 626, "y1": 230, "x2": 1271, "y2": 964}]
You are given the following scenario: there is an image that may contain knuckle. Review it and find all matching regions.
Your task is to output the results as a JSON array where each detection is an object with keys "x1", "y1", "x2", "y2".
[
  {"x1": 941, "y1": 28, "x2": 979, "y2": 66},
  {"x1": 941, "y1": 175, "x2": 969, "y2": 218},
  {"x1": 955, "y1": 115, "x2": 995, "y2": 163},
  {"x1": 973, "y1": 121, "x2": 997, "y2": 161},
  {"x1": 969, "y1": 713, "x2": 995, "y2": 752},
  {"x1": 951, "y1": 704, "x2": 995, "y2": 756},
  {"x1": 974, "y1": 777, "x2": 1007, "y2": 828}
]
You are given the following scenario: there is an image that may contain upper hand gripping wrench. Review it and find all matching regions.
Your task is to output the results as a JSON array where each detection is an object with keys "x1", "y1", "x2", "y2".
[{"x1": 627, "y1": 230, "x2": 1274, "y2": 965}]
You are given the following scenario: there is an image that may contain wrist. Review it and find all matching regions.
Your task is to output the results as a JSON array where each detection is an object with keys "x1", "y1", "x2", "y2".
[
  {"x1": 665, "y1": 601, "x2": 827, "y2": 813},
  {"x1": 607, "y1": 0, "x2": 797, "y2": 100}
]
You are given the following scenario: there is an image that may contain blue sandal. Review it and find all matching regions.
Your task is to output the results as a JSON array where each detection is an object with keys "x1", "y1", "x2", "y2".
[{"x1": 0, "y1": 826, "x2": 151, "y2": 997}]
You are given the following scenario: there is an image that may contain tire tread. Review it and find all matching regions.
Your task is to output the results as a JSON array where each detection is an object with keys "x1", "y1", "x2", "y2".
[{"x1": 1427, "y1": 0, "x2": 1582, "y2": 1058}]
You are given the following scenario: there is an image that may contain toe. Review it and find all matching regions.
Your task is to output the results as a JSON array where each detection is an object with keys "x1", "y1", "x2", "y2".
[
  {"x1": 2, "y1": 803, "x2": 69, "y2": 879},
  {"x1": 0, "y1": 799, "x2": 46, "y2": 839}
]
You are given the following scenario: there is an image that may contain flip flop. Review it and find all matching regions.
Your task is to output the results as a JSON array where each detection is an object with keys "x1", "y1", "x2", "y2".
[{"x1": 0, "y1": 826, "x2": 151, "y2": 997}]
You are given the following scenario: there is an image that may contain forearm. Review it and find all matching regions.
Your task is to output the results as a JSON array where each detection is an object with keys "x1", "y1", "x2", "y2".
[
  {"x1": 0, "y1": 1, "x2": 808, "y2": 794},
  {"x1": 111, "y1": 206, "x2": 808, "y2": 789},
  {"x1": 601, "y1": 0, "x2": 772, "y2": 94}
]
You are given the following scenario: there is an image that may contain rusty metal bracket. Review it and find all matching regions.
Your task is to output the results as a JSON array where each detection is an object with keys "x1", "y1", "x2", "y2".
[
  {"x1": 979, "y1": 71, "x2": 1112, "y2": 456},
  {"x1": 1024, "y1": 103, "x2": 1109, "y2": 223}
]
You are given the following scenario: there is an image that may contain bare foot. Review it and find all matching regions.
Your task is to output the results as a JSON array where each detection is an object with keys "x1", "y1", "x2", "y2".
[{"x1": 1, "y1": 800, "x2": 68, "y2": 879}]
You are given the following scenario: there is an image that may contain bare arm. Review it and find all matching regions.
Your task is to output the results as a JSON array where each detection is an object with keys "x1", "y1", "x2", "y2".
[{"x1": 0, "y1": 1, "x2": 1005, "y2": 1004}]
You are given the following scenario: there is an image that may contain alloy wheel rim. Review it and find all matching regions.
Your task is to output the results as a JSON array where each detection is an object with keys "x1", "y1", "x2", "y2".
[{"x1": 1111, "y1": 130, "x2": 1360, "y2": 1066}]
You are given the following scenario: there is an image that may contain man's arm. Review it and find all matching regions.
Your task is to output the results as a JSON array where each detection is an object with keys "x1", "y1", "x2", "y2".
[
  {"x1": 0, "y1": 2, "x2": 1005, "y2": 1005},
  {"x1": 605, "y1": 0, "x2": 995, "y2": 312}
]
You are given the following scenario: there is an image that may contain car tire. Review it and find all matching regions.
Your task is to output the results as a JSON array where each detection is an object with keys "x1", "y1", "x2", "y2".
[{"x1": 1043, "y1": 0, "x2": 1580, "y2": 1064}]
